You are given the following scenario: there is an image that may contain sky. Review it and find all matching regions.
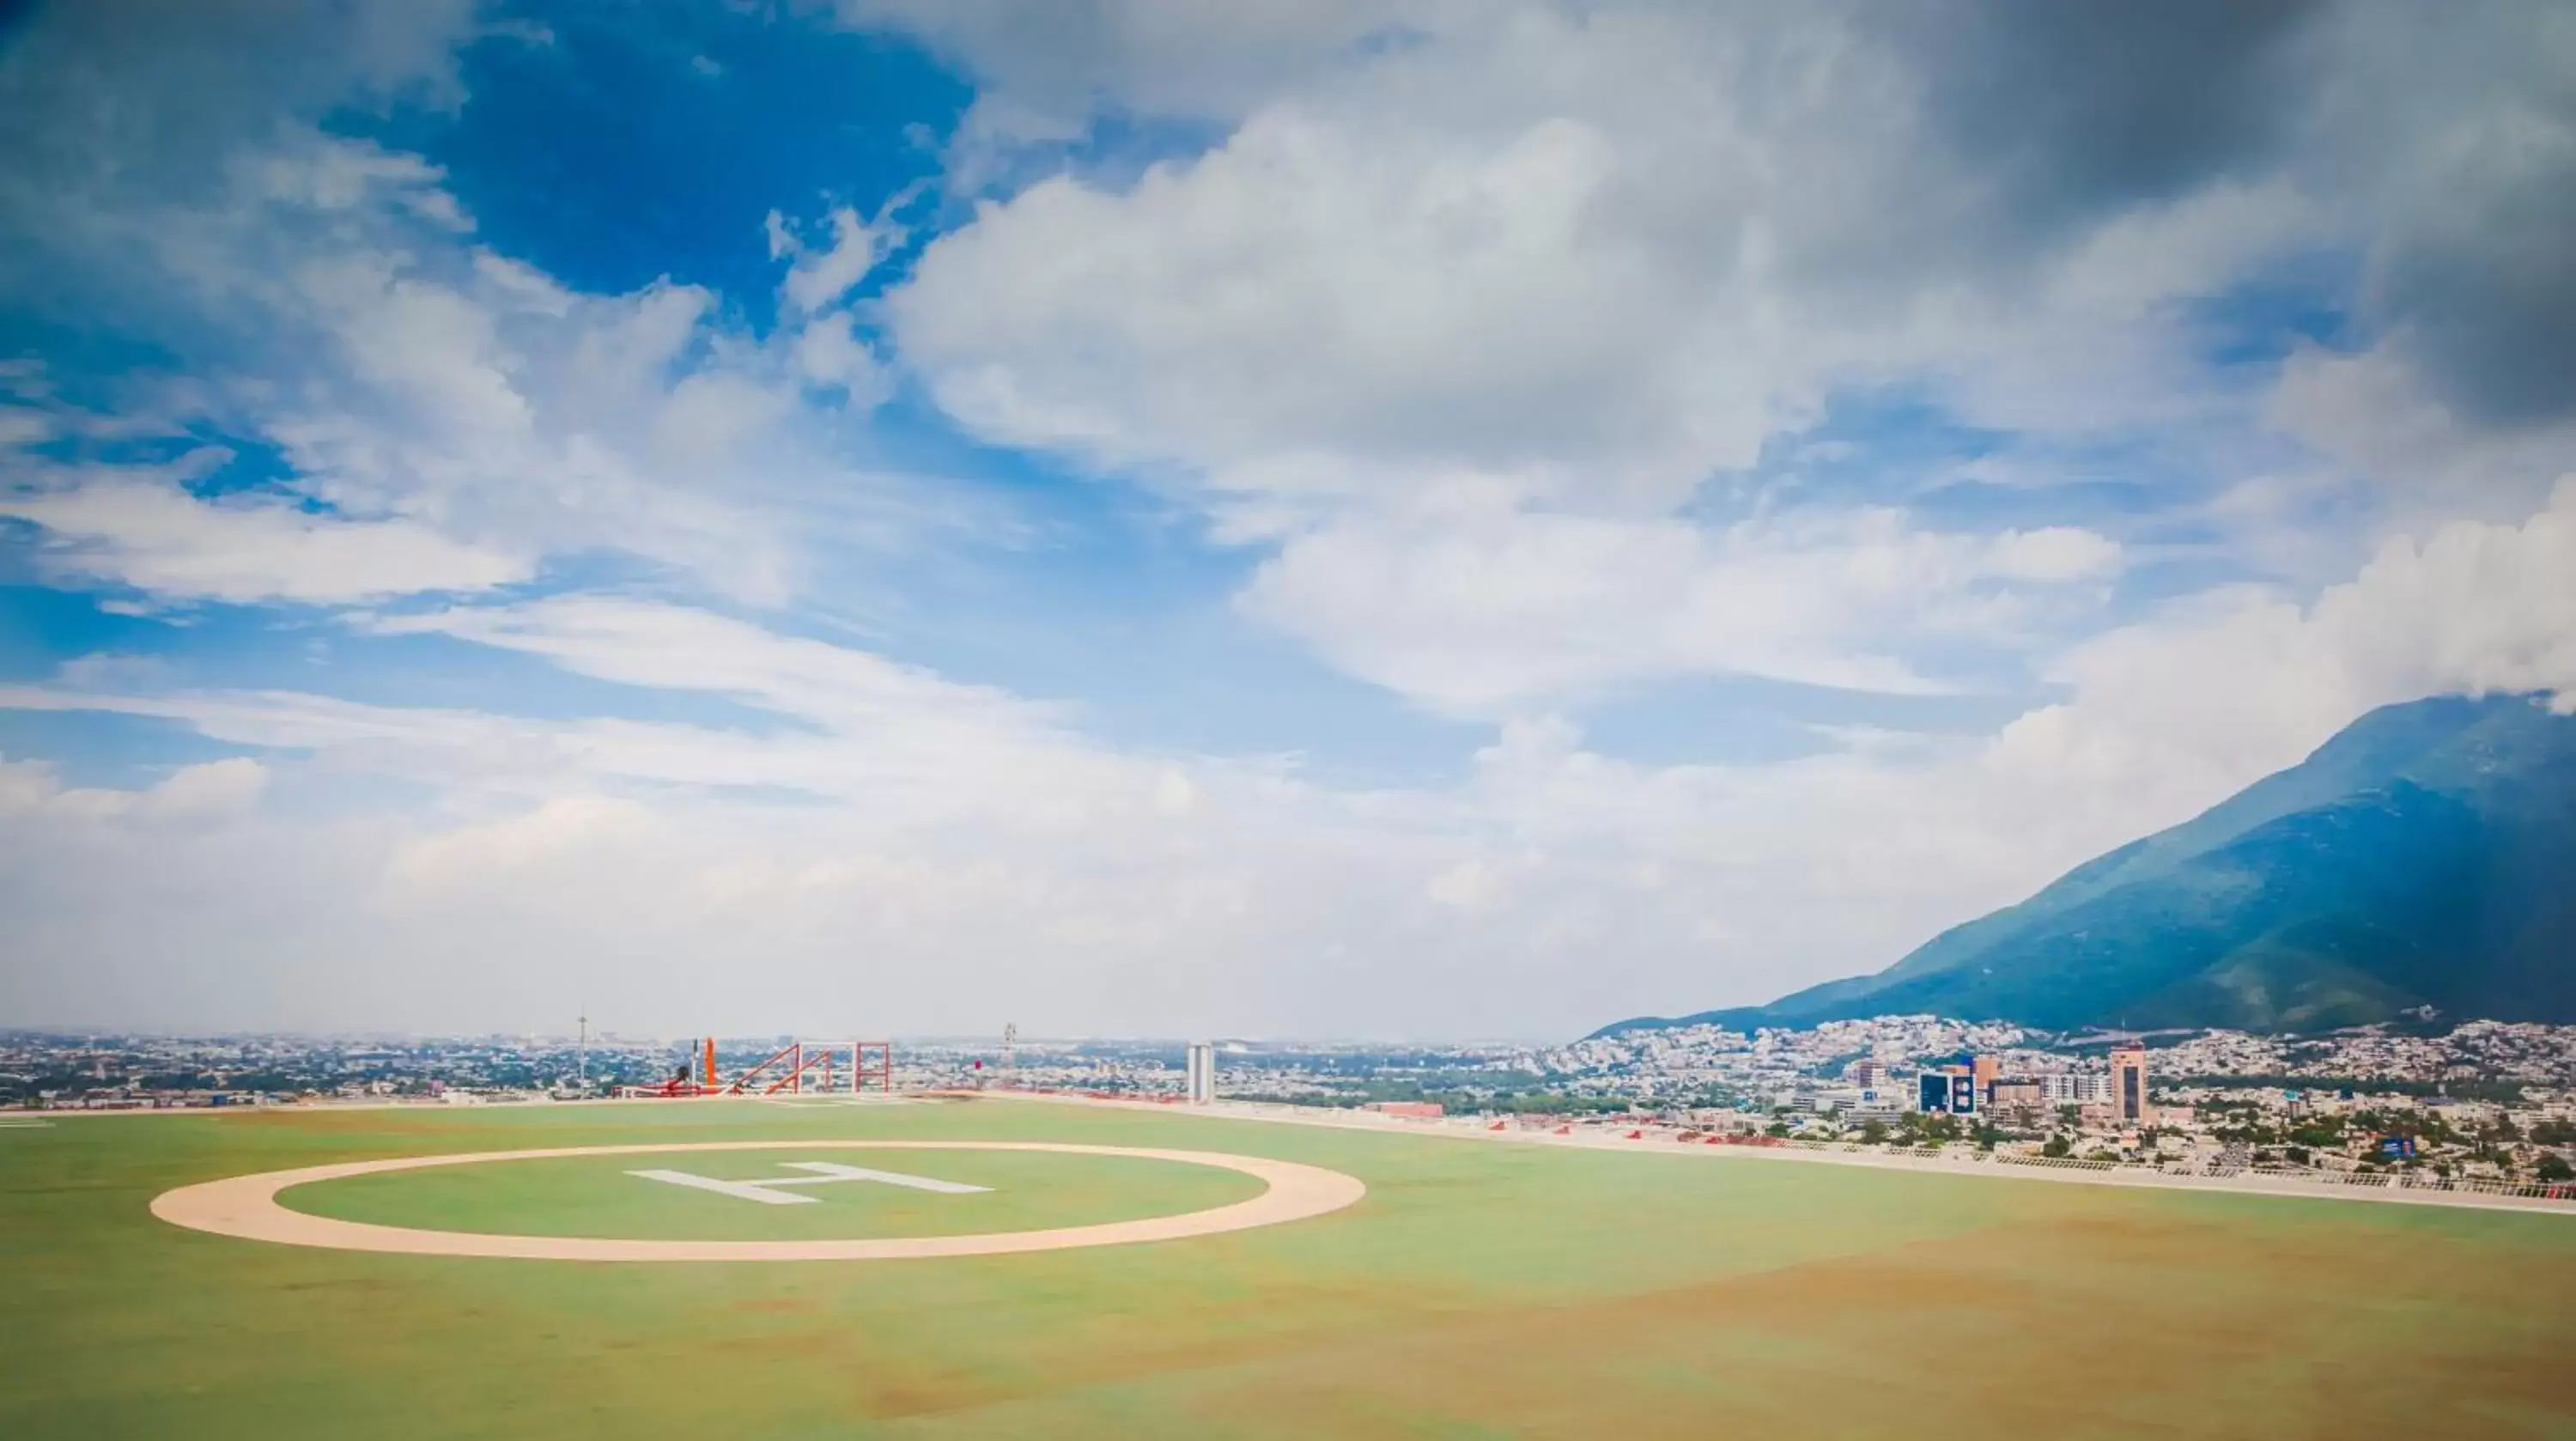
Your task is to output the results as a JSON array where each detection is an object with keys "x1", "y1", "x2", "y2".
[{"x1": 1, "y1": 1, "x2": 2573, "y2": 1042}]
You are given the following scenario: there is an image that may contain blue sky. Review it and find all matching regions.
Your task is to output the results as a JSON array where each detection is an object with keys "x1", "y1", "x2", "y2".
[{"x1": 2, "y1": 1, "x2": 2573, "y2": 1039}]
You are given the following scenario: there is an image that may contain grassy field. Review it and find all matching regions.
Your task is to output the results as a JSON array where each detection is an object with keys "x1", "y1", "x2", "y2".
[{"x1": 6, "y1": 1096, "x2": 2576, "y2": 1438}]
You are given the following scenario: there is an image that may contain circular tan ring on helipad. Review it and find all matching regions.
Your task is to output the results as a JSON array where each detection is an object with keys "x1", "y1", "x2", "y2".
[{"x1": 149, "y1": 1140, "x2": 1365, "y2": 1262}]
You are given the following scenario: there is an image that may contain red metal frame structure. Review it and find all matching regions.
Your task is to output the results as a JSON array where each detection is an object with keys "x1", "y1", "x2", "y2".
[
  {"x1": 630, "y1": 1039, "x2": 896, "y2": 1097},
  {"x1": 722, "y1": 1041, "x2": 808, "y2": 1095},
  {"x1": 854, "y1": 1040, "x2": 893, "y2": 1094}
]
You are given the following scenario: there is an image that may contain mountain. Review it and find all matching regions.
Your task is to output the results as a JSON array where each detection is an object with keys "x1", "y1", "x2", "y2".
[{"x1": 1597, "y1": 693, "x2": 2576, "y2": 1037}]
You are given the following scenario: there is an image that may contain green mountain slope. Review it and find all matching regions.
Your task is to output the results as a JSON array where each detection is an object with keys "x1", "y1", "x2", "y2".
[{"x1": 1598, "y1": 693, "x2": 2576, "y2": 1036}]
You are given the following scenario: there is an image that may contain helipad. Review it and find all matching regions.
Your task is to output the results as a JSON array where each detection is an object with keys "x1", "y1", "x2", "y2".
[{"x1": 150, "y1": 1140, "x2": 1366, "y2": 1262}]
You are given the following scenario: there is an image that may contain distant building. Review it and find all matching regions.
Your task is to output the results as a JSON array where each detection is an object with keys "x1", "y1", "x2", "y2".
[
  {"x1": 1971, "y1": 1055, "x2": 2000, "y2": 1105},
  {"x1": 2041, "y1": 1073, "x2": 2108, "y2": 1105},
  {"x1": 1844, "y1": 1059, "x2": 1884, "y2": 1089},
  {"x1": 1917, "y1": 1065, "x2": 1977, "y2": 1116},
  {"x1": 1816, "y1": 1085, "x2": 1865, "y2": 1113},
  {"x1": 1364, "y1": 1101, "x2": 1443, "y2": 1119},
  {"x1": 1185, "y1": 1043, "x2": 1216, "y2": 1104},
  {"x1": 1944, "y1": 1063, "x2": 1977, "y2": 1116},
  {"x1": 2110, "y1": 1044, "x2": 2148, "y2": 1124},
  {"x1": 1989, "y1": 1079, "x2": 2043, "y2": 1109}
]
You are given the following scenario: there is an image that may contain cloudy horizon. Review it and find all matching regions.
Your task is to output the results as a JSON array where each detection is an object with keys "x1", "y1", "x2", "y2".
[{"x1": 3, "y1": 1, "x2": 2572, "y2": 1042}]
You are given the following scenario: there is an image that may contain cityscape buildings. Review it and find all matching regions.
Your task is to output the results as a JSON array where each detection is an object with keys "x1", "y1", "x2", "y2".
[{"x1": 9, "y1": 1018, "x2": 2572, "y2": 1189}]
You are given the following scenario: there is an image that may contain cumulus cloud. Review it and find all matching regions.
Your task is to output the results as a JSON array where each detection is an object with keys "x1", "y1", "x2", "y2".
[
  {"x1": 890, "y1": 85, "x2": 1838, "y2": 504},
  {"x1": 185, "y1": 137, "x2": 928, "y2": 605},
  {"x1": 864, "y1": 1, "x2": 2570, "y2": 706},
  {"x1": 2009, "y1": 475, "x2": 2576, "y2": 798},
  {"x1": 876, "y1": 4, "x2": 2330, "y2": 511},
  {"x1": 788, "y1": 313, "x2": 895, "y2": 404},
  {"x1": 10, "y1": 102, "x2": 929, "y2": 609},
  {"x1": 1239, "y1": 508, "x2": 2122, "y2": 714},
  {"x1": 868, "y1": 1, "x2": 2576, "y2": 449}
]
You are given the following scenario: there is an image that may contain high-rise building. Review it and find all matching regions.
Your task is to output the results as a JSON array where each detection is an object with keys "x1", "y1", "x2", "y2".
[
  {"x1": 1971, "y1": 1054, "x2": 1999, "y2": 1106},
  {"x1": 1919, "y1": 1065, "x2": 1977, "y2": 1116},
  {"x1": 1944, "y1": 1063, "x2": 1977, "y2": 1116},
  {"x1": 2110, "y1": 1044, "x2": 2148, "y2": 1123},
  {"x1": 1185, "y1": 1042, "x2": 1216, "y2": 1104}
]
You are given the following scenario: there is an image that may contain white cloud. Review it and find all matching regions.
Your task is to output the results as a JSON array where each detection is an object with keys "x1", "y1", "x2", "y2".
[
  {"x1": 2013, "y1": 474, "x2": 2576, "y2": 796},
  {"x1": 788, "y1": 312, "x2": 895, "y2": 404},
  {"x1": 891, "y1": 100, "x2": 1798, "y2": 507},
  {"x1": 829, "y1": 0, "x2": 1467, "y2": 167},
  {"x1": 369, "y1": 595, "x2": 1070, "y2": 733},
  {"x1": 870, "y1": 5, "x2": 2360, "y2": 708},
  {"x1": 137, "y1": 757, "x2": 270, "y2": 820},
  {"x1": 2267, "y1": 341, "x2": 2576, "y2": 519},
  {"x1": 0, "y1": 471, "x2": 532, "y2": 603},
  {"x1": 5, "y1": 596, "x2": 1148, "y2": 827},
  {"x1": 240, "y1": 143, "x2": 465, "y2": 225},
  {"x1": 771, "y1": 203, "x2": 902, "y2": 313},
  {"x1": 0, "y1": 755, "x2": 267, "y2": 825},
  {"x1": 882, "y1": 8, "x2": 2318, "y2": 517},
  {"x1": 854, "y1": 1, "x2": 2576, "y2": 727},
  {"x1": 14, "y1": 129, "x2": 939, "y2": 610},
  {"x1": 864, "y1": 3, "x2": 2576, "y2": 465},
  {"x1": 1239, "y1": 507, "x2": 2121, "y2": 714},
  {"x1": 4, "y1": 475, "x2": 2566, "y2": 1037},
  {"x1": 385, "y1": 794, "x2": 660, "y2": 895},
  {"x1": 0, "y1": 407, "x2": 55, "y2": 446}
]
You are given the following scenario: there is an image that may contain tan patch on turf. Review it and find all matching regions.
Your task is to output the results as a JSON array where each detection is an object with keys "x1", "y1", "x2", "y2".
[{"x1": 1182, "y1": 1200, "x2": 2576, "y2": 1440}]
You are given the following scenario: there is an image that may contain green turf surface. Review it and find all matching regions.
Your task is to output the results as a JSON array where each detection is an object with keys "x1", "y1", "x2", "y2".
[
  {"x1": 281, "y1": 1145, "x2": 1267, "y2": 1239},
  {"x1": 6, "y1": 1096, "x2": 2575, "y2": 1438}
]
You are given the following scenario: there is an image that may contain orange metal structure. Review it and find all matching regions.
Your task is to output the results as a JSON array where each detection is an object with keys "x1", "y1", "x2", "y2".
[
  {"x1": 717, "y1": 1040, "x2": 895, "y2": 1095},
  {"x1": 854, "y1": 1040, "x2": 893, "y2": 1094},
  {"x1": 633, "y1": 1039, "x2": 895, "y2": 1097}
]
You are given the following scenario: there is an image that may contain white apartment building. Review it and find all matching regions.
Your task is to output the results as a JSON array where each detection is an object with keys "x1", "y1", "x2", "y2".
[{"x1": 2040, "y1": 1073, "x2": 2109, "y2": 1104}]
